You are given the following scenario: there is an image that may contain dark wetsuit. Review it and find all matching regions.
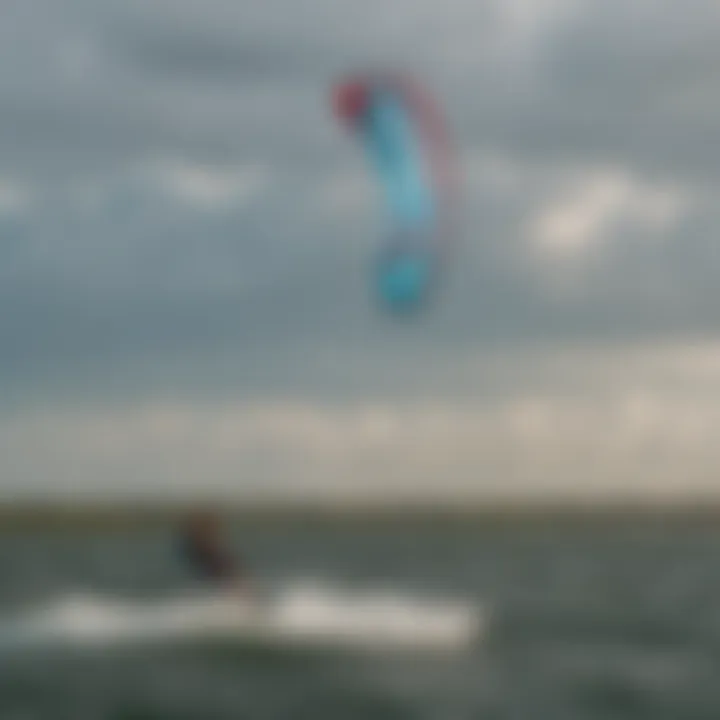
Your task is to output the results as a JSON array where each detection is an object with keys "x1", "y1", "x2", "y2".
[{"x1": 178, "y1": 531, "x2": 241, "y2": 584}]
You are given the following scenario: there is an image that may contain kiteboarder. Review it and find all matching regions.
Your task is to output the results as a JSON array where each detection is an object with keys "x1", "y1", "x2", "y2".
[{"x1": 177, "y1": 510, "x2": 249, "y2": 591}]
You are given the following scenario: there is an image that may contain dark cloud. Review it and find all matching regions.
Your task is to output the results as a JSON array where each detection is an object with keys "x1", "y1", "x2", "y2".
[
  {"x1": 456, "y1": 0, "x2": 720, "y2": 179},
  {"x1": 2, "y1": 0, "x2": 720, "y2": 411},
  {"x1": 117, "y1": 22, "x2": 327, "y2": 82}
]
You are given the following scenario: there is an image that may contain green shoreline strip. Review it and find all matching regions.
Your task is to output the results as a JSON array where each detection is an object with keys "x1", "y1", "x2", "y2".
[{"x1": 0, "y1": 500, "x2": 719, "y2": 530}]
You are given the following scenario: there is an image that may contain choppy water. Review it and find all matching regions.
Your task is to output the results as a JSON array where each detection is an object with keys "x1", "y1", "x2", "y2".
[{"x1": 1, "y1": 523, "x2": 720, "y2": 719}]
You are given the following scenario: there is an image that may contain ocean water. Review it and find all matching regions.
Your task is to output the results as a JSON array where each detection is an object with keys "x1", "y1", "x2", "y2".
[{"x1": 0, "y1": 522, "x2": 719, "y2": 719}]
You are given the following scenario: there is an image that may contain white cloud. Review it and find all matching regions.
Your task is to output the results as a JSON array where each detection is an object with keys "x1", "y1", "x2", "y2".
[
  {"x1": 528, "y1": 167, "x2": 689, "y2": 256},
  {"x1": 146, "y1": 158, "x2": 270, "y2": 211},
  {"x1": 466, "y1": 150, "x2": 528, "y2": 196},
  {"x1": 4, "y1": 341, "x2": 720, "y2": 503},
  {"x1": 56, "y1": 35, "x2": 101, "y2": 85},
  {"x1": 0, "y1": 178, "x2": 32, "y2": 216},
  {"x1": 316, "y1": 172, "x2": 372, "y2": 219},
  {"x1": 490, "y1": 0, "x2": 580, "y2": 67}
]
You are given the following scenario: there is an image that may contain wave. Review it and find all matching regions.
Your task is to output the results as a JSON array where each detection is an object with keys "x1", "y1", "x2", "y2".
[{"x1": 0, "y1": 580, "x2": 484, "y2": 655}]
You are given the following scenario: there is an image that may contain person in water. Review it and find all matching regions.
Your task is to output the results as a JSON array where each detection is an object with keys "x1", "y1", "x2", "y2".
[{"x1": 177, "y1": 511, "x2": 248, "y2": 590}]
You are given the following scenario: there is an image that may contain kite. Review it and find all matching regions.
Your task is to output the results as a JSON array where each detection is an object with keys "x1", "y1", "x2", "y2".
[{"x1": 332, "y1": 73, "x2": 457, "y2": 315}]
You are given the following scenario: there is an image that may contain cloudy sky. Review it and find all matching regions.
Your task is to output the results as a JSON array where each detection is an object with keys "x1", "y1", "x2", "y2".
[{"x1": 3, "y1": 0, "x2": 720, "y2": 504}]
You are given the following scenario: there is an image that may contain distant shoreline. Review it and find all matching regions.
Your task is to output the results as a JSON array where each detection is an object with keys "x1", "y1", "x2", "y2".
[{"x1": 0, "y1": 500, "x2": 720, "y2": 530}]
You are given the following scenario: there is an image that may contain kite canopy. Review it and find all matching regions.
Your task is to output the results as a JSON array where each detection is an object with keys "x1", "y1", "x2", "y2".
[
  {"x1": 375, "y1": 243, "x2": 434, "y2": 314},
  {"x1": 332, "y1": 81, "x2": 371, "y2": 124},
  {"x1": 332, "y1": 73, "x2": 456, "y2": 315}
]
